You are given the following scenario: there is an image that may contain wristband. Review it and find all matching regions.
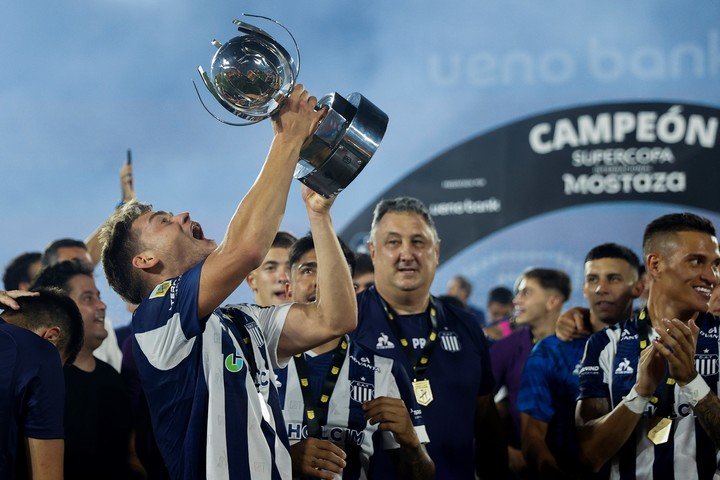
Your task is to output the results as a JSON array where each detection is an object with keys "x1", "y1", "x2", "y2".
[
  {"x1": 623, "y1": 387, "x2": 650, "y2": 414},
  {"x1": 680, "y1": 375, "x2": 711, "y2": 407}
]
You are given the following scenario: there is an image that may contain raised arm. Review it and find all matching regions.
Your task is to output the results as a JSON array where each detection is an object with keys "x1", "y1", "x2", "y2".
[
  {"x1": 655, "y1": 318, "x2": 720, "y2": 447},
  {"x1": 86, "y1": 158, "x2": 137, "y2": 266},
  {"x1": 199, "y1": 86, "x2": 325, "y2": 318},
  {"x1": 278, "y1": 185, "x2": 357, "y2": 357},
  {"x1": 576, "y1": 344, "x2": 664, "y2": 472}
]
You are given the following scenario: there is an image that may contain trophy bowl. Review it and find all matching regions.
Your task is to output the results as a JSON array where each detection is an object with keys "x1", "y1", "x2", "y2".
[{"x1": 195, "y1": 15, "x2": 388, "y2": 198}]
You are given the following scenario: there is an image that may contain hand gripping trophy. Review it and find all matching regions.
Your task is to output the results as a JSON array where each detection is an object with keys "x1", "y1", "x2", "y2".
[{"x1": 195, "y1": 15, "x2": 389, "y2": 198}]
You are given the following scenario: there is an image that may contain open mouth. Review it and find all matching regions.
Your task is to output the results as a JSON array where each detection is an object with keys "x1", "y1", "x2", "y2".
[
  {"x1": 191, "y1": 221, "x2": 205, "y2": 240},
  {"x1": 694, "y1": 286, "x2": 713, "y2": 299}
]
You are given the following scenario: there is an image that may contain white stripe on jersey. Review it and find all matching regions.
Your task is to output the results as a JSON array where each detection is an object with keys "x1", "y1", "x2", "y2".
[
  {"x1": 203, "y1": 318, "x2": 230, "y2": 480},
  {"x1": 597, "y1": 327, "x2": 717, "y2": 480},
  {"x1": 136, "y1": 312, "x2": 196, "y2": 371}
]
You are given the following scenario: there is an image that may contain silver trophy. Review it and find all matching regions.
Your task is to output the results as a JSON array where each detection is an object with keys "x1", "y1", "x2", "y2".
[{"x1": 195, "y1": 15, "x2": 389, "y2": 198}]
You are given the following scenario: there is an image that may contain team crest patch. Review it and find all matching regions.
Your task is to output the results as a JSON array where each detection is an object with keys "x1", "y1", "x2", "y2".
[
  {"x1": 245, "y1": 322, "x2": 265, "y2": 348},
  {"x1": 439, "y1": 330, "x2": 461, "y2": 352},
  {"x1": 149, "y1": 280, "x2": 172, "y2": 299},
  {"x1": 350, "y1": 379, "x2": 375, "y2": 403},
  {"x1": 695, "y1": 352, "x2": 719, "y2": 376}
]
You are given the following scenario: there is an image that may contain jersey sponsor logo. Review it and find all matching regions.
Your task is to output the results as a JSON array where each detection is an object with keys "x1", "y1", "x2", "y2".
[
  {"x1": 350, "y1": 378, "x2": 375, "y2": 403},
  {"x1": 439, "y1": 330, "x2": 461, "y2": 352},
  {"x1": 376, "y1": 332, "x2": 395, "y2": 349},
  {"x1": 615, "y1": 357, "x2": 634, "y2": 375},
  {"x1": 620, "y1": 328, "x2": 638, "y2": 340},
  {"x1": 572, "y1": 362, "x2": 582, "y2": 376},
  {"x1": 225, "y1": 352, "x2": 245, "y2": 373},
  {"x1": 700, "y1": 327, "x2": 719, "y2": 339},
  {"x1": 695, "y1": 351, "x2": 719, "y2": 376},
  {"x1": 579, "y1": 365, "x2": 600, "y2": 375},
  {"x1": 149, "y1": 280, "x2": 172, "y2": 299},
  {"x1": 286, "y1": 423, "x2": 366, "y2": 446},
  {"x1": 349, "y1": 355, "x2": 380, "y2": 372},
  {"x1": 412, "y1": 338, "x2": 427, "y2": 349}
]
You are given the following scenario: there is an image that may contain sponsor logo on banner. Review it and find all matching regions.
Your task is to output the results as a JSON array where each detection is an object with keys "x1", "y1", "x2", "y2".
[
  {"x1": 376, "y1": 332, "x2": 395, "y2": 350},
  {"x1": 695, "y1": 352, "x2": 719, "y2": 376},
  {"x1": 615, "y1": 357, "x2": 634, "y2": 375},
  {"x1": 439, "y1": 330, "x2": 462, "y2": 352},
  {"x1": 350, "y1": 379, "x2": 375, "y2": 403}
]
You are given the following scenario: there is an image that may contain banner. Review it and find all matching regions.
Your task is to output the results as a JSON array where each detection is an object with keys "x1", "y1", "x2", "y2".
[{"x1": 341, "y1": 102, "x2": 720, "y2": 307}]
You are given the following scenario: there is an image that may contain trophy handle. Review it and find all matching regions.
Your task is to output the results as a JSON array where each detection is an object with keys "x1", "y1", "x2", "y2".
[{"x1": 236, "y1": 13, "x2": 301, "y2": 87}]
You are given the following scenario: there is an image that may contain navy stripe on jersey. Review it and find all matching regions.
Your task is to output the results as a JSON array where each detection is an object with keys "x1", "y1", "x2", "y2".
[
  {"x1": 132, "y1": 261, "x2": 292, "y2": 480},
  {"x1": 578, "y1": 313, "x2": 720, "y2": 479},
  {"x1": 276, "y1": 340, "x2": 428, "y2": 480}
]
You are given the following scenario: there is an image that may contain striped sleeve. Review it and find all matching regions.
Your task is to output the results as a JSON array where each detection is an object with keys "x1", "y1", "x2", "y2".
[{"x1": 577, "y1": 330, "x2": 612, "y2": 401}]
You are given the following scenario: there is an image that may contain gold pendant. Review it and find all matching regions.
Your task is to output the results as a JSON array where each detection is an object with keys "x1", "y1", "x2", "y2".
[
  {"x1": 648, "y1": 417, "x2": 672, "y2": 445},
  {"x1": 412, "y1": 379, "x2": 433, "y2": 406}
]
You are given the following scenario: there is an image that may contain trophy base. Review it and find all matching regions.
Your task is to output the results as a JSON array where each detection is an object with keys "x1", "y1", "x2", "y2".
[{"x1": 295, "y1": 92, "x2": 388, "y2": 198}]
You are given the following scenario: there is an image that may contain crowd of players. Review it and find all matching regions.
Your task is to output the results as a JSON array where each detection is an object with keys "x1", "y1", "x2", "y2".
[{"x1": 3, "y1": 87, "x2": 720, "y2": 480}]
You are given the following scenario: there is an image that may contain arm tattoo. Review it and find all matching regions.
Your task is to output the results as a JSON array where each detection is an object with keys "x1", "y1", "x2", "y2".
[
  {"x1": 694, "y1": 393, "x2": 720, "y2": 447},
  {"x1": 394, "y1": 445, "x2": 435, "y2": 480}
]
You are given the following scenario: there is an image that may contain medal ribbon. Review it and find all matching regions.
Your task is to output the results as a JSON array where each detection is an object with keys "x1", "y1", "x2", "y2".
[
  {"x1": 377, "y1": 295, "x2": 439, "y2": 380},
  {"x1": 238, "y1": 324, "x2": 264, "y2": 393},
  {"x1": 637, "y1": 307, "x2": 676, "y2": 419},
  {"x1": 293, "y1": 336, "x2": 349, "y2": 438}
]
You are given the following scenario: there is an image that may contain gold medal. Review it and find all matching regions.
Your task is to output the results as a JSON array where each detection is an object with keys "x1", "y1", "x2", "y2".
[
  {"x1": 412, "y1": 379, "x2": 433, "y2": 406},
  {"x1": 648, "y1": 417, "x2": 673, "y2": 445}
]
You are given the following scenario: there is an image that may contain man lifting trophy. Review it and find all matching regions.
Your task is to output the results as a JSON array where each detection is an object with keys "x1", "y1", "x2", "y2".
[{"x1": 195, "y1": 14, "x2": 389, "y2": 198}]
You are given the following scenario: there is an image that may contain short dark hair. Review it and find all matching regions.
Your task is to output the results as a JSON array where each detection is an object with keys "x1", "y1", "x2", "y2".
[
  {"x1": 451, "y1": 275, "x2": 473, "y2": 296},
  {"x1": 3, "y1": 252, "x2": 42, "y2": 290},
  {"x1": 584, "y1": 243, "x2": 641, "y2": 275},
  {"x1": 1, "y1": 288, "x2": 84, "y2": 364},
  {"x1": 488, "y1": 286, "x2": 513, "y2": 305},
  {"x1": 42, "y1": 238, "x2": 88, "y2": 267},
  {"x1": 521, "y1": 268, "x2": 572, "y2": 301},
  {"x1": 289, "y1": 234, "x2": 356, "y2": 276},
  {"x1": 643, "y1": 212, "x2": 716, "y2": 257},
  {"x1": 370, "y1": 197, "x2": 438, "y2": 243},
  {"x1": 273, "y1": 231, "x2": 297, "y2": 250},
  {"x1": 354, "y1": 253, "x2": 374, "y2": 276},
  {"x1": 100, "y1": 201, "x2": 154, "y2": 304},
  {"x1": 31, "y1": 260, "x2": 95, "y2": 295}
]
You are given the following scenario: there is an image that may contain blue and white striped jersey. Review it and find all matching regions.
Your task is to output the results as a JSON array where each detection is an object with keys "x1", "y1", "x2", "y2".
[
  {"x1": 578, "y1": 312, "x2": 720, "y2": 480},
  {"x1": 132, "y1": 261, "x2": 292, "y2": 480},
  {"x1": 275, "y1": 339, "x2": 429, "y2": 480}
]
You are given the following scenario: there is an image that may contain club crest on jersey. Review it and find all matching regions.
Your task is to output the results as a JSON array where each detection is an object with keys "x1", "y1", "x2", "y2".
[
  {"x1": 695, "y1": 351, "x2": 719, "y2": 376},
  {"x1": 245, "y1": 322, "x2": 265, "y2": 348},
  {"x1": 376, "y1": 332, "x2": 395, "y2": 350},
  {"x1": 149, "y1": 280, "x2": 172, "y2": 299},
  {"x1": 439, "y1": 330, "x2": 461, "y2": 352},
  {"x1": 350, "y1": 379, "x2": 375, "y2": 403},
  {"x1": 615, "y1": 357, "x2": 634, "y2": 375},
  {"x1": 225, "y1": 352, "x2": 245, "y2": 373}
]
